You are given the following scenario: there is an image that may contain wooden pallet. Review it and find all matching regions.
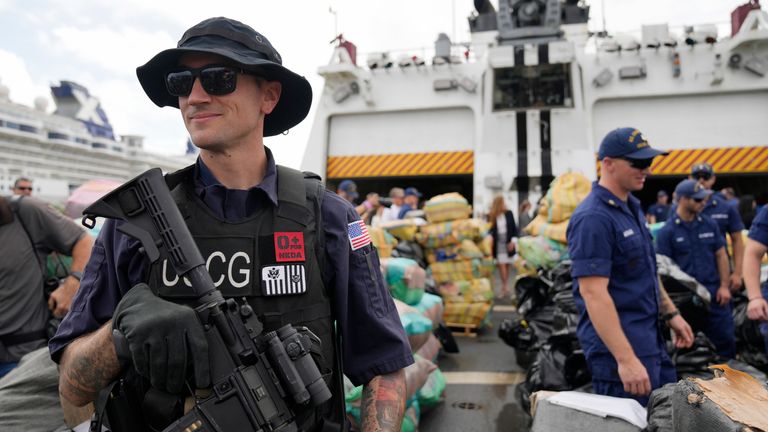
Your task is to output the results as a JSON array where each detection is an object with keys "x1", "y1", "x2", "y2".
[{"x1": 445, "y1": 322, "x2": 479, "y2": 338}]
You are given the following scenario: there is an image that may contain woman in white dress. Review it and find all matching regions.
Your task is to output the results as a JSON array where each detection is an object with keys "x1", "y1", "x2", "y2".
[{"x1": 488, "y1": 196, "x2": 518, "y2": 298}]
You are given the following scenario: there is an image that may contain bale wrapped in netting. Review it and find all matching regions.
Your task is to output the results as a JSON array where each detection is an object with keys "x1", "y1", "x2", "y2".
[{"x1": 422, "y1": 192, "x2": 472, "y2": 223}]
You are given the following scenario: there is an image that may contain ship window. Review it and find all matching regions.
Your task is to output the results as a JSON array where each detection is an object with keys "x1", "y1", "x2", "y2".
[
  {"x1": 49, "y1": 132, "x2": 70, "y2": 141},
  {"x1": 111, "y1": 146, "x2": 123, "y2": 152},
  {"x1": 493, "y1": 63, "x2": 572, "y2": 110},
  {"x1": 92, "y1": 142, "x2": 108, "y2": 149},
  {"x1": 2, "y1": 121, "x2": 38, "y2": 133},
  {"x1": 75, "y1": 137, "x2": 89, "y2": 145}
]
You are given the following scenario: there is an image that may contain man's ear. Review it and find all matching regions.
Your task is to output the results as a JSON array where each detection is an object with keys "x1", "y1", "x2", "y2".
[{"x1": 260, "y1": 81, "x2": 282, "y2": 115}]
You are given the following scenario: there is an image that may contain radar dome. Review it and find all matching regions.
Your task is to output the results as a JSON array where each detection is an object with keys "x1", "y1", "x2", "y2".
[{"x1": 34, "y1": 96, "x2": 49, "y2": 112}]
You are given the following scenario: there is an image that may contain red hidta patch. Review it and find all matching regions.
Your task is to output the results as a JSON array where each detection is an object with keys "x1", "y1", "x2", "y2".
[{"x1": 274, "y1": 232, "x2": 305, "y2": 262}]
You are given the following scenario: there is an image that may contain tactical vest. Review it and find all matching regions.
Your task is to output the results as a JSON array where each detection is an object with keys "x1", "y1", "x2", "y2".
[{"x1": 146, "y1": 164, "x2": 342, "y2": 431}]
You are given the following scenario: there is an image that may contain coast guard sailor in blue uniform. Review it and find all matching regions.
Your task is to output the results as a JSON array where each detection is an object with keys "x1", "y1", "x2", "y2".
[
  {"x1": 656, "y1": 179, "x2": 734, "y2": 357},
  {"x1": 744, "y1": 206, "x2": 768, "y2": 349},
  {"x1": 567, "y1": 127, "x2": 693, "y2": 406},
  {"x1": 689, "y1": 163, "x2": 745, "y2": 294},
  {"x1": 50, "y1": 17, "x2": 412, "y2": 431}
]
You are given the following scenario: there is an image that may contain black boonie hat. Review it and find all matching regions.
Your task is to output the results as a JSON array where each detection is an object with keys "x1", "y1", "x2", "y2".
[{"x1": 136, "y1": 17, "x2": 312, "y2": 136}]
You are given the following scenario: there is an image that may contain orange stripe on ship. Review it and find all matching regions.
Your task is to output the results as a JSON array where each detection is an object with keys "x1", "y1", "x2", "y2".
[
  {"x1": 355, "y1": 155, "x2": 381, "y2": 177},
  {"x1": 652, "y1": 149, "x2": 684, "y2": 174},
  {"x1": 746, "y1": 148, "x2": 768, "y2": 172},
  {"x1": 666, "y1": 148, "x2": 706, "y2": 175},
  {"x1": 720, "y1": 147, "x2": 756, "y2": 173},
  {"x1": 436, "y1": 152, "x2": 461, "y2": 174},
  {"x1": 456, "y1": 151, "x2": 475, "y2": 174},
  {"x1": 711, "y1": 148, "x2": 738, "y2": 172},
  {"x1": 706, "y1": 148, "x2": 731, "y2": 173},
  {"x1": 415, "y1": 152, "x2": 442, "y2": 175},
  {"x1": 330, "y1": 156, "x2": 357, "y2": 178},
  {"x1": 391, "y1": 153, "x2": 421, "y2": 176}
]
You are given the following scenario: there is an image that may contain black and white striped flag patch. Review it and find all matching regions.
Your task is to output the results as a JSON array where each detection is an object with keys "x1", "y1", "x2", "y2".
[{"x1": 261, "y1": 264, "x2": 307, "y2": 296}]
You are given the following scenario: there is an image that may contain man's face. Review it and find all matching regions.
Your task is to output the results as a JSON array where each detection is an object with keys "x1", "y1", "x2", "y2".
[
  {"x1": 177, "y1": 53, "x2": 281, "y2": 152},
  {"x1": 605, "y1": 157, "x2": 651, "y2": 192},
  {"x1": 13, "y1": 181, "x2": 32, "y2": 196},
  {"x1": 681, "y1": 196, "x2": 706, "y2": 215},
  {"x1": 392, "y1": 196, "x2": 404, "y2": 206},
  {"x1": 405, "y1": 195, "x2": 418, "y2": 206},
  {"x1": 658, "y1": 194, "x2": 668, "y2": 205}
]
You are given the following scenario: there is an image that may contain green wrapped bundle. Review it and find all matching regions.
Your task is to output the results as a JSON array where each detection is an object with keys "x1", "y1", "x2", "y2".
[
  {"x1": 385, "y1": 257, "x2": 426, "y2": 305},
  {"x1": 418, "y1": 368, "x2": 446, "y2": 410}
]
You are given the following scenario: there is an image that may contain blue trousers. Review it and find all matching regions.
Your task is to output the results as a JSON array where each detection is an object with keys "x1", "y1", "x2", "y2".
[
  {"x1": 0, "y1": 362, "x2": 18, "y2": 379},
  {"x1": 761, "y1": 284, "x2": 768, "y2": 352},
  {"x1": 705, "y1": 299, "x2": 736, "y2": 358},
  {"x1": 587, "y1": 351, "x2": 676, "y2": 407}
]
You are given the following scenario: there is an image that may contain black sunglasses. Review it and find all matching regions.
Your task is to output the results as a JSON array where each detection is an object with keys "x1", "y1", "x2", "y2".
[
  {"x1": 15, "y1": 186, "x2": 32, "y2": 191},
  {"x1": 165, "y1": 65, "x2": 260, "y2": 97},
  {"x1": 619, "y1": 157, "x2": 654, "y2": 170},
  {"x1": 694, "y1": 173, "x2": 712, "y2": 181},
  {"x1": 693, "y1": 197, "x2": 706, "y2": 203}
]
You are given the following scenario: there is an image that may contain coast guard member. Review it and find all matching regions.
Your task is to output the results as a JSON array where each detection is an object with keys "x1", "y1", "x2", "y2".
[
  {"x1": 567, "y1": 127, "x2": 693, "y2": 406},
  {"x1": 51, "y1": 17, "x2": 412, "y2": 431},
  {"x1": 743, "y1": 206, "x2": 768, "y2": 348},
  {"x1": 690, "y1": 163, "x2": 745, "y2": 293},
  {"x1": 656, "y1": 179, "x2": 734, "y2": 357}
]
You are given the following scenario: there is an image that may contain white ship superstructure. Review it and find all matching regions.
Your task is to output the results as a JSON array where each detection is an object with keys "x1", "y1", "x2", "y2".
[
  {"x1": 303, "y1": 1, "x2": 768, "y2": 213},
  {"x1": 0, "y1": 80, "x2": 194, "y2": 203}
]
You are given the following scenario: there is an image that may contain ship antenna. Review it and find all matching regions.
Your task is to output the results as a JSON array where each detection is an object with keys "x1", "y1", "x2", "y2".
[
  {"x1": 452, "y1": 0, "x2": 457, "y2": 42},
  {"x1": 329, "y1": 4, "x2": 338, "y2": 36},
  {"x1": 601, "y1": 0, "x2": 607, "y2": 35}
]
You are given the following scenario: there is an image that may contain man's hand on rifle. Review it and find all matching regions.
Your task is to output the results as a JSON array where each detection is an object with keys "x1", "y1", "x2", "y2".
[{"x1": 113, "y1": 283, "x2": 210, "y2": 394}]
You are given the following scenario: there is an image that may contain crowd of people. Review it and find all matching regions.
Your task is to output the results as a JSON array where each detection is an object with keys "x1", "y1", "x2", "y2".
[{"x1": 334, "y1": 179, "x2": 426, "y2": 227}]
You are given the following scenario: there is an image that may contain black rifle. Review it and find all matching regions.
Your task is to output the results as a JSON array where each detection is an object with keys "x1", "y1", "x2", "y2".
[{"x1": 84, "y1": 168, "x2": 331, "y2": 432}]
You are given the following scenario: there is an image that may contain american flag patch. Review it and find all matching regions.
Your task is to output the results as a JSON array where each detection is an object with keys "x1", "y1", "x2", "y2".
[
  {"x1": 347, "y1": 220, "x2": 371, "y2": 251},
  {"x1": 261, "y1": 264, "x2": 307, "y2": 296}
]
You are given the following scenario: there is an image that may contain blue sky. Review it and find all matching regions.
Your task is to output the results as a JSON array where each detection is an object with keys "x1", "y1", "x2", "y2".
[{"x1": 0, "y1": 0, "x2": 746, "y2": 168}]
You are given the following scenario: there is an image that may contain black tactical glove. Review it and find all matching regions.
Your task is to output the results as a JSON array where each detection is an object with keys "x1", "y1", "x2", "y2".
[{"x1": 112, "y1": 283, "x2": 210, "y2": 394}]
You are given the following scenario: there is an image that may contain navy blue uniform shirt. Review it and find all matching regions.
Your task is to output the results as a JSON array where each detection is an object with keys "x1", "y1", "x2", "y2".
[
  {"x1": 748, "y1": 206, "x2": 768, "y2": 247},
  {"x1": 567, "y1": 182, "x2": 663, "y2": 358},
  {"x1": 50, "y1": 150, "x2": 413, "y2": 386},
  {"x1": 656, "y1": 214, "x2": 725, "y2": 288},
  {"x1": 647, "y1": 203, "x2": 670, "y2": 223},
  {"x1": 702, "y1": 191, "x2": 744, "y2": 237}
]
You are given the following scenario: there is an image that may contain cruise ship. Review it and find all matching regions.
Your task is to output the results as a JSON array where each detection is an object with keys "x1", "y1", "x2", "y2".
[{"x1": 0, "y1": 80, "x2": 195, "y2": 203}]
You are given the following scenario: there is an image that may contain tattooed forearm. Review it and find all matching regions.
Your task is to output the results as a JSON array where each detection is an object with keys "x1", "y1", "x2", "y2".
[
  {"x1": 59, "y1": 321, "x2": 121, "y2": 407},
  {"x1": 360, "y1": 369, "x2": 406, "y2": 432}
]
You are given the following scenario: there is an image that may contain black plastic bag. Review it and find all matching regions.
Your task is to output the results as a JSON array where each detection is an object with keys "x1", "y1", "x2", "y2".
[
  {"x1": 662, "y1": 275, "x2": 709, "y2": 334},
  {"x1": 515, "y1": 276, "x2": 550, "y2": 316},
  {"x1": 498, "y1": 312, "x2": 537, "y2": 351},
  {"x1": 673, "y1": 332, "x2": 721, "y2": 379}
]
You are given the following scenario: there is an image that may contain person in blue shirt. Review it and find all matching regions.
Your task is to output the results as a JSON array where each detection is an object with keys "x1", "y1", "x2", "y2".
[
  {"x1": 689, "y1": 163, "x2": 745, "y2": 294},
  {"x1": 743, "y1": 205, "x2": 768, "y2": 349},
  {"x1": 656, "y1": 180, "x2": 734, "y2": 357},
  {"x1": 397, "y1": 187, "x2": 422, "y2": 219},
  {"x1": 567, "y1": 127, "x2": 693, "y2": 406},
  {"x1": 646, "y1": 190, "x2": 670, "y2": 224},
  {"x1": 50, "y1": 17, "x2": 412, "y2": 432}
]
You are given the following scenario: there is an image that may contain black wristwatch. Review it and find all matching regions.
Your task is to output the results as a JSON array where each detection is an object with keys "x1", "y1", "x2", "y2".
[
  {"x1": 662, "y1": 310, "x2": 680, "y2": 321},
  {"x1": 69, "y1": 270, "x2": 83, "y2": 282}
]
